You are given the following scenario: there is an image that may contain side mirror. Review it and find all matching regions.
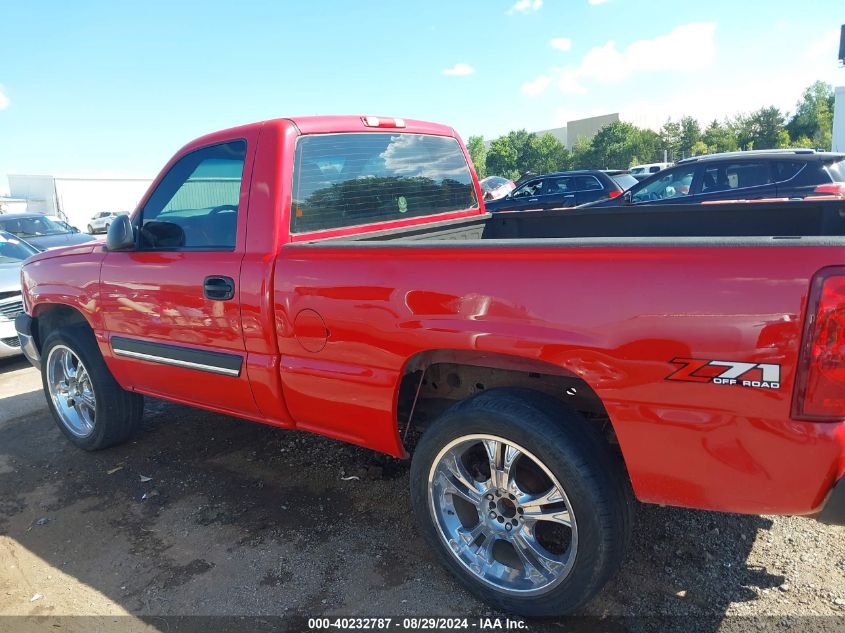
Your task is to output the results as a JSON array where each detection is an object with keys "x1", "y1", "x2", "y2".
[
  {"x1": 623, "y1": 191, "x2": 633, "y2": 205},
  {"x1": 106, "y1": 214, "x2": 135, "y2": 251},
  {"x1": 71, "y1": 226, "x2": 80, "y2": 233}
]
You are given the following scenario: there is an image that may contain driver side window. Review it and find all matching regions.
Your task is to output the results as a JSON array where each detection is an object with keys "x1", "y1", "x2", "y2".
[
  {"x1": 632, "y1": 165, "x2": 697, "y2": 203},
  {"x1": 512, "y1": 179, "x2": 544, "y2": 198},
  {"x1": 139, "y1": 140, "x2": 246, "y2": 251}
]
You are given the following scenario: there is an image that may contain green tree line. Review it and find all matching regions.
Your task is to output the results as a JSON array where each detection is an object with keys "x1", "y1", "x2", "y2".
[{"x1": 467, "y1": 81, "x2": 836, "y2": 180}]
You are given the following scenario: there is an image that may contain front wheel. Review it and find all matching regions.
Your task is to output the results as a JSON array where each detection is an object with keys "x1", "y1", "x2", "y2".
[
  {"x1": 87, "y1": 224, "x2": 94, "y2": 234},
  {"x1": 42, "y1": 327, "x2": 144, "y2": 450},
  {"x1": 410, "y1": 389, "x2": 631, "y2": 617}
]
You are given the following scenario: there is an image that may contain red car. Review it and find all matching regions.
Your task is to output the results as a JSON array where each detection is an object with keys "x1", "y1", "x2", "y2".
[{"x1": 15, "y1": 115, "x2": 845, "y2": 616}]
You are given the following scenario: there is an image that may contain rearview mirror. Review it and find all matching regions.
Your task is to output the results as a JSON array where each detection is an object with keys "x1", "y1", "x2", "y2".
[{"x1": 106, "y1": 214, "x2": 135, "y2": 251}]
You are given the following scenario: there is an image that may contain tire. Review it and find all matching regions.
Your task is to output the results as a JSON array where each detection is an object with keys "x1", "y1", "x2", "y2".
[
  {"x1": 87, "y1": 225, "x2": 94, "y2": 234},
  {"x1": 104, "y1": 223, "x2": 110, "y2": 233},
  {"x1": 410, "y1": 388, "x2": 632, "y2": 617},
  {"x1": 41, "y1": 327, "x2": 144, "y2": 450}
]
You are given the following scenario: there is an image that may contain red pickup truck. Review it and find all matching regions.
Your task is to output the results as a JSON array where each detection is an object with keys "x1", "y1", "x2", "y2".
[{"x1": 14, "y1": 115, "x2": 845, "y2": 616}]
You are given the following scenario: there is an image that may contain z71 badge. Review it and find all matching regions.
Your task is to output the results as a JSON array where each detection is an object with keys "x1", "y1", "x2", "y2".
[{"x1": 667, "y1": 358, "x2": 781, "y2": 390}]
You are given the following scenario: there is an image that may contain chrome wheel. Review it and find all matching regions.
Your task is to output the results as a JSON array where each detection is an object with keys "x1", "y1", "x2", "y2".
[
  {"x1": 428, "y1": 434, "x2": 578, "y2": 595},
  {"x1": 46, "y1": 345, "x2": 97, "y2": 438}
]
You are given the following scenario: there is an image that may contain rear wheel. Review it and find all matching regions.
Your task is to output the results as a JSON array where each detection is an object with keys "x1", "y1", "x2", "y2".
[
  {"x1": 41, "y1": 327, "x2": 144, "y2": 450},
  {"x1": 410, "y1": 388, "x2": 631, "y2": 616}
]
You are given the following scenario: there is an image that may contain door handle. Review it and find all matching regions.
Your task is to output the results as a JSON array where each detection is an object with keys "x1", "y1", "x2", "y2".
[
  {"x1": 528, "y1": 198, "x2": 539, "y2": 202},
  {"x1": 204, "y1": 276, "x2": 235, "y2": 301}
]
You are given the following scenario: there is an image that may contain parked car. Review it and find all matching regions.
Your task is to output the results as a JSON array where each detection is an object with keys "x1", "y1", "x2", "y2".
[
  {"x1": 588, "y1": 149, "x2": 845, "y2": 208},
  {"x1": 602, "y1": 169, "x2": 639, "y2": 191},
  {"x1": 87, "y1": 211, "x2": 126, "y2": 234},
  {"x1": 15, "y1": 115, "x2": 845, "y2": 617},
  {"x1": 629, "y1": 162, "x2": 672, "y2": 180},
  {"x1": 479, "y1": 176, "x2": 516, "y2": 201},
  {"x1": 485, "y1": 169, "x2": 631, "y2": 212},
  {"x1": 0, "y1": 213, "x2": 97, "y2": 251},
  {"x1": 0, "y1": 231, "x2": 38, "y2": 358}
]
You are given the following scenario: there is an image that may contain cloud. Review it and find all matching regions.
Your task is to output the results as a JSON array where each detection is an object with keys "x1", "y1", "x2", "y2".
[
  {"x1": 507, "y1": 0, "x2": 542, "y2": 14},
  {"x1": 552, "y1": 22, "x2": 717, "y2": 94},
  {"x1": 442, "y1": 63, "x2": 475, "y2": 77},
  {"x1": 0, "y1": 85, "x2": 9, "y2": 110},
  {"x1": 550, "y1": 37, "x2": 572, "y2": 52},
  {"x1": 521, "y1": 75, "x2": 552, "y2": 96}
]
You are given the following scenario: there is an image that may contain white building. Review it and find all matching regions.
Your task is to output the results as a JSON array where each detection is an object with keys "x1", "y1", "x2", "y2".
[
  {"x1": 6, "y1": 175, "x2": 153, "y2": 230},
  {"x1": 834, "y1": 85, "x2": 845, "y2": 153}
]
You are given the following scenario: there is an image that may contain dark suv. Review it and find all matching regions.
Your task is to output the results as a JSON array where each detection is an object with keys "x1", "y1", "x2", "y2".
[
  {"x1": 586, "y1": 149, "x2": 845, "y2": 208},
  {"x1": 485, "y1": 169, "x2": 638, "y2": 212}
]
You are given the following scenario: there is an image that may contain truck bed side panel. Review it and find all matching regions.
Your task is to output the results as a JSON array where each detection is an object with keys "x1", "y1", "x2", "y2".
[{"x1": 274, "y1": 243, "x2": 845, "y2": 515}]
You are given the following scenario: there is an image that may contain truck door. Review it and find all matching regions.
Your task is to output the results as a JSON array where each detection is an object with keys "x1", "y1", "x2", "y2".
[{"x1": 99, "y1": 138, "x2": 260, "y2": 417}]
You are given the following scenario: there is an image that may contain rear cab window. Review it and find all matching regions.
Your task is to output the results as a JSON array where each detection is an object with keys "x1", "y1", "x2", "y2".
[{"x1": 290, "y1": 133, "x2": 478, "y2": 234}]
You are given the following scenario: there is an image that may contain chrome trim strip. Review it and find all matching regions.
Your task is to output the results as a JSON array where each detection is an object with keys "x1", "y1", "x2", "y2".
[{"x1": 112, "y1": 348, "x2": 241, "y2": 377}]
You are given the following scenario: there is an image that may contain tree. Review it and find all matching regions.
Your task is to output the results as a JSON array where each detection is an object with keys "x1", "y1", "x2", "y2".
[
  {"x1": 733, "y1": 107, "x2": 788, "y2": 150},
  {"x1": 485, "y1": 135, "x2": 520, "y2": 179},
  {"x1": 786, "y1": 81, "x2": 834, "y2": 150},
  {"x1": 660, "y1": 119, "x2": 681, "y2": 161},
  {"x1": 484, "y1": 130, "x2": 569, "y2": 179},
  {"x1": 577, "y1": 122, "x2": 661, "y2": 169},
  {"x1": 465, "y1": 135, "x2": 487, "y2": 179},
  {"x1": 702, "y1": 119, "x2": 738, "y2": 154},
  {"x1": 689, "y1": 140, "x2": 709, "y2": 156},
  {"x1": 678, "y1": 116, "x2": 702, "y2": 158},
  {"x1": 527, "y1": 133, "x2": 571, "y2": 174}
]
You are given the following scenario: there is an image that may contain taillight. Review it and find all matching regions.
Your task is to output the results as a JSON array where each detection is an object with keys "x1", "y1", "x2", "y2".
[
  {"x1": 608, "y1": 190, "x2": 622, "y2": 198},
  {"x1": 813, "y1": 183, "x2": 845, "y2": 197},
  {"x1": 793, "y1": 267, "x2": 845, "y2": 420}
]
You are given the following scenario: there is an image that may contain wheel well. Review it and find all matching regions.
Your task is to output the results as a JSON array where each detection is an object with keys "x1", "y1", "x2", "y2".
[
  {"x1": 32, "y1": 305, "x2": 92, "y2": 353},
  {"x1": 397, "y1": 359, "x2": 618, "y2": 456}
]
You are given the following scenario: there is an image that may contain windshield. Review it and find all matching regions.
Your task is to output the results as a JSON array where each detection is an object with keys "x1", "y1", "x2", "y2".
[
  {"x1": 0, "y1": 233, "x2": 38, "y2": 263},
  {"x1": 0, "y1": 215, "x2": 71, "y2": 237}
]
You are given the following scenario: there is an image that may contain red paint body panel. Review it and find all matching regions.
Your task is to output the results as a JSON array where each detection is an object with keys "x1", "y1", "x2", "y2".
[
  {"x1": 272, "y1": 243, "x2": 845, "y2": 515},
  {"x1": 19, "y1": 115, "x2": 845, "y2": 522}
]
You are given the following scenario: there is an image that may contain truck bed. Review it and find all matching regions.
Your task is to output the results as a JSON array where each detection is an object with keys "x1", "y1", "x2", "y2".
[{"x1": 307, "y1": 199, "x2": 845, "y2": 245}]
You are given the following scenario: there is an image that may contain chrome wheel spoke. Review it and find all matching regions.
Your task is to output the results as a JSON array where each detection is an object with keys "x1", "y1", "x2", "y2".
[
  {"x1": 78, "y1": 390, "x2": 96, "y2": 411},
  {"x1": 518, "y1": 486, "x2": 565, "y2": 509},
  {"x1": 512, "y1": 531, "x2": 566, "y2": 584},
  {"x1": 62, "y1": 350, "x2": 77, "y2": 380},
  {"x1": 483, "y1": 439, "x2": 521, "y2": 490},
  {"x1": 522, "y1": 503, "x2": 572, "y2": 527},
  {"x1": 440, "y1": 469, "x2": 482, "y2": 506},
  {"x1": 443, "y1": 451, "x2": 482, "y2": 499},
  {"x1": 456, "y1": 522, "x2": 486, "y2": 546}
]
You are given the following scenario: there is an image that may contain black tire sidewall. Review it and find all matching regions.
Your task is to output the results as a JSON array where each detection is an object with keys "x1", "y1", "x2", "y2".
[{"x1": 410, "y1": 390, "x2": 627, "y2": 616}]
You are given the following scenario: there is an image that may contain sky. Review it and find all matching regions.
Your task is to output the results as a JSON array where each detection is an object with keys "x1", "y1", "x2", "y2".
[{"x1": 0, "y1": 0, "x2": 843, "y2": 191}]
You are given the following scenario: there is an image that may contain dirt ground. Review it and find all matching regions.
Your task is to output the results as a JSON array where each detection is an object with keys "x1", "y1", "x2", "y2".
[{"x1": 1, "y1": 355, "x2": 844, "y2": 632}]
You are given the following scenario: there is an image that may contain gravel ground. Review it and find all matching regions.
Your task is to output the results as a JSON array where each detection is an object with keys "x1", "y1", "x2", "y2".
[{"x1": 0, "y1": 355, "x2": 843, "y2": 632}]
